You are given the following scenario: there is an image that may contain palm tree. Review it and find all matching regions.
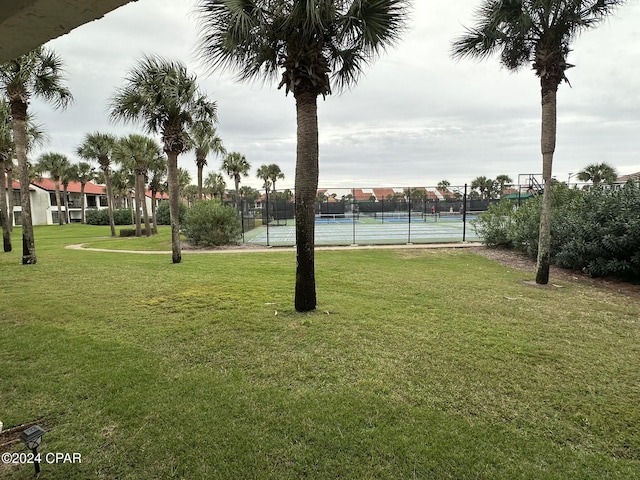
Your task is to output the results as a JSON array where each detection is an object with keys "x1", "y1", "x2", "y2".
[
  {"x1": 222, "y1": 151, "x2": 250, "y2": 211},
  {"x1": 71, "y1": 161, "x2": 95, "y2": 224},
  {"x1": 196, "y1": 0, "x2": 409, "y2": 311},
  {"x1": 267, "y1": 164, "x2": 285, "y2": 194},
  {"x1": 188, "y1": 121, "x2": 225, "y2": 200},
  {"x1": 147, "y1": 155, "x2": 167, "y2": 234},
  {"x1": 452, "y1": 0, "x2": 626, "y2": 285},
  {"x1": 77, "y1": 133, "x2": 118, "y2": 236},
  {"x1": 0, "y1": 46, "x2": 72, "y2": 263},
  {"x1": 109, "y1": 55, "x2": 218, "y2": 263},
  {"x1": 577, "y1": 162, "x2": 617, "y2": 186},
  {"x1": 0, "y1": 100, "x2": 13, "y2": 251},
  {"x1": 204, "y1": 171, "x2": 226, "y2": 200},
  {"x1": 36, "y1": 152, "x2": 70, "y2": 225},
  {"x1": 495, "y1": 174, "x2": 513, "y2": 197},
  {"x1": 114, "y1": 134, "x2": 162, "y2": 237},
  {"x1": 437, "y1": 179, "x2": 451, "y2": 191},
  {"x1": 471, "y1": 176, "x2": 494, "y2": 200}
]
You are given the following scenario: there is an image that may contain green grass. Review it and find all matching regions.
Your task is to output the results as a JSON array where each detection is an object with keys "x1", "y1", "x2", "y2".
[{"x1": 1, "y1": 225, "x2": 639, "y2": 479}]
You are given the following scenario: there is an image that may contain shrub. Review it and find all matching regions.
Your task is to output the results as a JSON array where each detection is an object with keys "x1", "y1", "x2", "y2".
[
  {"x1": 554, "y1": 182, "x2": 640, "y2": 280},
  {"x1": 183, "y1": 200, "x2": 242, "y2": 247},
  {"x1": 477, "y1": 182, "x2": 640, "y2": 282},
  {"x1": 471, "y1": 200, "x2": 517, "y2": 247},
  {"x1": 156, "y1": 201, "x2": 186, "y2": 225},
  {"x1": 85, "y1": 208, "x2": 135, "y2": 226}
]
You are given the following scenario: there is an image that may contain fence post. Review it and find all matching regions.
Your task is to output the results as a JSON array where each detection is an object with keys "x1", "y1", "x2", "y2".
[
  {"x1": 407, "y1": 187, "x2": 412, "y2": 244},
  {"x1": 463, "y1": 183, "x2": 467, "y2": 242}
]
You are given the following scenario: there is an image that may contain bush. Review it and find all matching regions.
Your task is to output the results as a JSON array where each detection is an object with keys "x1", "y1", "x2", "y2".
[
  {"x1": 476, "y1": 182, "x2": 640, "y2": 282},
  {"x1": 183, "y1": 200, "x2": 242, "y2": 247},
  {"x1": 471, "y1": 200, "x2": 516, "y2": 247},
  {"x1": 554, "y1": 182, "x2": 640, "y2": 280},
  {"x1": 85, "y1": 208, "x2": 135, "y2": 226},
  {"x1": 156, "y1": 201, "x2": 186, "y2": 225}
]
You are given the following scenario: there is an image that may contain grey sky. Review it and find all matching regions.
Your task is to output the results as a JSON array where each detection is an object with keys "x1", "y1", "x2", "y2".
[{"x1": 30, "y1": 0, "x2": 640, "y2": 191}]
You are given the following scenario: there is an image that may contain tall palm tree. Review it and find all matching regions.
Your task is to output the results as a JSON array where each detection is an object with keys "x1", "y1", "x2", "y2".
[
  {"x1": 204, "y1": 171, "x2": 226, "y2": 200},
  {"x1": 267, "y1": 164, "x2": 285, "y2": 194},
  {"x1": 0, "y1": 100, "x2": 13, "y2": 251},
  {"x1": 0, "y1": 46, "x2": 72, "y2": 263},
  {"x1": 147, "y1": 154, "x2": 167, "y2": 234},
  {"x1": 452, "y1": 0, "x2": 626, "y2": 284},
  {"x1": 222, "y1": 151, "x2": 250, "y2": 211},
  {"x1": 71, "y1": 161, "x2": 95, "y2": 224},
  {"x1": 114, "y1": 134, "x2": 162, "y2": 237},
  {"x1": 36, "y1": 152, "x2": 70, "y2": 225},
  {"x1": 109, "y1": 55, "x2": 218, "y2": 263},
  {"x1": 77, "y1": 132, "x2": 118, "y2": 236},
  {"x1": 0, "y1": 100, "x2": 48, "y2": 245},
  {"x1": 197, "y1": 0, "x2": 409, "y2": 311},
  {"x1": 188, "y1": 121, "x2": 225, "y2": 200},
  {"x1": 577, "y1": 162, "x2": 617, "y2": 186}
]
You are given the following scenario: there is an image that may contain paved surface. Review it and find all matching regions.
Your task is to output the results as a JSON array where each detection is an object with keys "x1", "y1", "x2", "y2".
[{"x1": 65, "y1": 242, "x2": 483, "y2": 255}]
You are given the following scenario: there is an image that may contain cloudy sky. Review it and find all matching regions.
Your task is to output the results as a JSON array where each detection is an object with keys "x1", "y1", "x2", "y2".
[{"x1": 30, "y1": 0, "x2": 640, "y2": 191}]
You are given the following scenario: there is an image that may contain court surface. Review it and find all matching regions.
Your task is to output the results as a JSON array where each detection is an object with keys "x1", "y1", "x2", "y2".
[{"x1": 246, "y1": 217, "x2": 479, "y2": 246}]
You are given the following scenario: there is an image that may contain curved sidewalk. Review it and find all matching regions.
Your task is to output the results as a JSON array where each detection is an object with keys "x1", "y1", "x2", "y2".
[{"x1": 65, "y1": 242, "x2": 483, "y2": 255}]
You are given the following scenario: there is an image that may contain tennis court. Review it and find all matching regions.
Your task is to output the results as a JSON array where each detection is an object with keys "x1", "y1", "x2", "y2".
[{"x1": 245, "y1": 214, "x2": 480, "y2": 246}]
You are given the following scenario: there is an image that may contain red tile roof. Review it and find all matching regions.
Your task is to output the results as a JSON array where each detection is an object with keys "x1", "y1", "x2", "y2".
[{"x1": 33, "y1": 178, "x2": 106, "y2": 194}]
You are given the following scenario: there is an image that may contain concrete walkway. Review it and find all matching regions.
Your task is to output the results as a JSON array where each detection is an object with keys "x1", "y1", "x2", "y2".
[{"x1": 65, "y1": 242, "x2": 483, "y2": 255}]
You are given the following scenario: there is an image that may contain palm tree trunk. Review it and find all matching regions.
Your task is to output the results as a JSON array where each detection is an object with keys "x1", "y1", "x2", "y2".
[
  {"x1": 294, "y1": 90, "x2": 319, "y2": 312},
  {"x1": 80, "y1": 184, "x2": 86, "y2": 224},
  {"x1": 11, "y1": 100, "x2": 36, "y2": 264},
  {"x1": 0, "y1": 159, "x2": 11, "y2": 251},
  {"x1": 150, "y1": 190, "x2": 158, "y2": 234},
  {"x1": 140, "y1": 175, "x2": 151, "y2": 237},
  {"x1": 102, "y1": 167, "x2": 117, "y2": 237},
  {"x1": 535, "y1": 77, "x2": 559, "y2": 285},
  {"x1": 197, "y1": 160, "x2": 204, "y2": 201},
  {"x1": 134, "y1": 174, "x2": 143, "y2": 237},
  {"x1": 54, "y1": 182, "x2": 63, "y2": 225},
  {"x1": 7, "y1": 163, "x2": 14, "y2": 232},
  {"x1": 63, "y1": 185, "x2": 70, "y2": 224},
  {"x1": 167, "y1": 151, "x2": 181, "y2": 263}
]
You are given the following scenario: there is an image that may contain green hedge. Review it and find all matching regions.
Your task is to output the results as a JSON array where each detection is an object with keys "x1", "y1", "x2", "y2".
[
  {"x1": 85, "y1": 208, "x2": 135, "y2": 226},
  {"x1": 156, "y1": 201, "x2": 186, "y2": 225},
  {"x1": 473, "y1": 182, "x2": 640, "y2": 281}
]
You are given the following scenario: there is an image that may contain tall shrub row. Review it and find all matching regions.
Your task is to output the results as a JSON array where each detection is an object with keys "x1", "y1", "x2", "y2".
[{"x1": 473, "y1": 182, "x2": 640, "y2": 281}]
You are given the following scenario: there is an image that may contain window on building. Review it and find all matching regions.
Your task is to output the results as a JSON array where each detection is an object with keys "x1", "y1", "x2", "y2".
[
  {"x1": 87, "y1": 195, "x2": 97, "y2": 208},
  {"x1": 99, "y1": 196, "x2": 108, "y2": 207},
  {"x1": 12, "y1": 190, "x2": 20, "y2": 204},
  {"x1": 13, "y1": 211, "x2": 21, "y2": 226},
  {"x1": 49, "y1": 192, "x2": 58, "y2": 206}
]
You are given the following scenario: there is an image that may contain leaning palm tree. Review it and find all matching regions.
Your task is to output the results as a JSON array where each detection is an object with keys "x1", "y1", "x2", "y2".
[
  {"x1": 452, "y1": 0, "x2": 626, "y2": 285},
  {"x1": 77, "y1": 132, "x2": 118, "y2": 236},
  {"x1": 221, "y1": 151, "x2": 250, "y2": 211},
  {"x1": 0, "y1": 46, "x2": 73, "y2": 263},
  {"x1": 577, "y1": 162, "x2": 617, "y2": 186},
  {"x1": 109, "y1": 55, "x2": 218, "y2": 263},
  {"x1": 188, "y1": 121, "x2": 225, "y2": 200},
  {"x1": 36, "y1": 152, "x2": 70, "y2": 225},
  {"x1": 197, "y1": 0, "x2": 409, "y2": 311}
]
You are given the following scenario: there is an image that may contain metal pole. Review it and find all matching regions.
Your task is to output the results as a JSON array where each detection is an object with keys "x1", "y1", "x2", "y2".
[
  {"x1": 462, "y1": 183, "x2": 467, "y2": 242},
  {"x1": 265, "y1": 189, "x2": 270, "y2": 246},
  {"x1": 407, "y1": 187, "x2": 411, "y2": 244},
  {"x1": 352, "y1": 188, "x2": 356, "y2": 245}
]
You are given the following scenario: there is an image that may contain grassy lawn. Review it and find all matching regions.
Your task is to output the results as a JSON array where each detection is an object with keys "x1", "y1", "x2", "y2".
[{"x1": 1, "y1": 225, "x2": 638, "y2": 479}]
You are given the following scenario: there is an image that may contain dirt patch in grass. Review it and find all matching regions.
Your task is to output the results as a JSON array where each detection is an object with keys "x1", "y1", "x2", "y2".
[{"x1": 473, "y1": 246, "x2": 640, "y2": 297}]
